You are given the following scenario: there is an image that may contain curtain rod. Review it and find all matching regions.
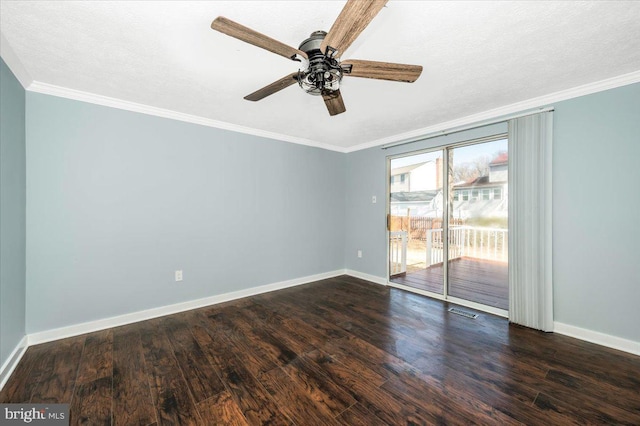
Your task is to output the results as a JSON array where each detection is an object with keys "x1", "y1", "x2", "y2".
[{"x1": 381, "y1": 106, "x2": 555, "y2": 150}]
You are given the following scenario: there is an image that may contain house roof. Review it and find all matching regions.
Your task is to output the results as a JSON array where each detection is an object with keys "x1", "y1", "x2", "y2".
[
  {"x1": 390, "y1": 162, "x2": 428, "y2": 177},
  {"x1": 454, "y1": 176, "x2": 505, "y2": 189},
  {"x1": 390, "y1": 190, "x2": 438, "y2": 203},
  {"x1": 490, "y1": 152, "x2": 508, "y2": 166}
]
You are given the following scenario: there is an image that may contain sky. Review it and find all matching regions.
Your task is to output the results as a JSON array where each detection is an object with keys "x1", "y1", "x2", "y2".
[{"x1": 390, "y1": 138, "x2": 508, "y2": 169}]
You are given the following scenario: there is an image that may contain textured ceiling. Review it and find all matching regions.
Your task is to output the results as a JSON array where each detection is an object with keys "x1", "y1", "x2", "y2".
[{"x1": 2, "y1": 1, "x2": 640, "y2": 151}]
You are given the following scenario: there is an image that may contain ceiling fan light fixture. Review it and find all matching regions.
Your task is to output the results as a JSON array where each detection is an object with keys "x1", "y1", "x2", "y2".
[
  {"x1": 297, "y1": 67, "x2": 342, "y2": 95},
  {"x1": 296, "y1": 30, "x2": 343, "y2": 95}
]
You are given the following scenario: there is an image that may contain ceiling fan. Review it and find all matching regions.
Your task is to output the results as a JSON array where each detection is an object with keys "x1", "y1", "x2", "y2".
[{"x1": 211, "y1": 0, "x2": 423, "y2": 116}]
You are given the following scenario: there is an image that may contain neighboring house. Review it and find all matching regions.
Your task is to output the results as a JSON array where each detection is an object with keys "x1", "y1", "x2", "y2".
[
  {"x1": 392, "y1": 153, "x2": 508, "y2": 219},
  {"x1": 452, "y1": 152, "x2": 508, "y2": 219},
  {"x1": 489, "y1": 152, "x2": 508, "y2": 182},
  {"x1": 390, "y1": 190, "x2": 442, "y2": 217},
  {"x1": 390, "y1": 158, "x2": 442, "y2": 193}
]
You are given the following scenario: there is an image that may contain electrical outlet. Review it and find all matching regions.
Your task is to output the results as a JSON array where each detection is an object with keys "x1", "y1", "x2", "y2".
[
  {"x1": 357, "y1": 250, "x2": 362, "y2": 258},
  {"x1": 175, "y1": 270, "x2": 183, "y2": 282},
  {"x1": 372, "y1": 196, "x2": 377, "y2": 204}
]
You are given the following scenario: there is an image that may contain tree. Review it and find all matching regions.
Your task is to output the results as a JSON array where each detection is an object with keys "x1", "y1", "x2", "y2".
[{"x1": 452, "y1": 154, "x2": 491, "y2": 184}]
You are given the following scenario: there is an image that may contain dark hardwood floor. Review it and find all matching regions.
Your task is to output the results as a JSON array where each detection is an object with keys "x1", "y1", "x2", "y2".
[
  {"x1": 1, "y1": 275, "x2": 639, "y2": 425},
  {"x1": 391, "y1": 257, "x2": 509, "y2": 310}
]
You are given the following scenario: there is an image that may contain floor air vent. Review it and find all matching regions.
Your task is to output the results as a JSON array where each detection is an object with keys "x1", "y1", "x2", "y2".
[{"x1": 448, "y1": 307, "x2": 478, "y2": 319}]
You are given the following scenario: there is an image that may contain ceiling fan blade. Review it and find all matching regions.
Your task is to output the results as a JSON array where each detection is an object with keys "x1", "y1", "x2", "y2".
[
  {"x1": 244, "y1": 73, "x2": 299, "y2": 101},
  {"x1": 320, "y1": 0, "x2": 388, "y2": 57},
  {"x1": 342, "y1": 59, "x2": 422, "y2": 82},
  {"x1": 322, "y1": 90, "x2": 346, "y2": 116},
  {"x1": 211, "y1": 17, "x2": 307, "y2": 61}
]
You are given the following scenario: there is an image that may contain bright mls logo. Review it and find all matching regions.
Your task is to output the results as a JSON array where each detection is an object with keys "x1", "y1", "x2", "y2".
[{"x1": 0, "y1": 404, "x2": 68, "y2": 425}]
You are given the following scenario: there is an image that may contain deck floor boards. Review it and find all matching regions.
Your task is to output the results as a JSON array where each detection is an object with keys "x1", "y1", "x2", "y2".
[
  {"x1": 391, "y1": 256, "x2": 509, "y2": 309},
  {"x1": 1, "y1": 275, "x2": 639, "y2": 425}
]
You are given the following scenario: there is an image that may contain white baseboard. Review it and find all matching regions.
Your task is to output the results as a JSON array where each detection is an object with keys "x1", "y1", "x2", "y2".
[
  {"x1": 28, "y1": 269, "x2": 346, "y2": 346},
  {"x1": 554, "y1": 322, "x2": 640, "y2": 356},
  {"x1": 0, "y1": 335, "x2": 28, "y2": 391},
  {"x1": 345, "y1": 269, "x2": 388, "y2": 286}
]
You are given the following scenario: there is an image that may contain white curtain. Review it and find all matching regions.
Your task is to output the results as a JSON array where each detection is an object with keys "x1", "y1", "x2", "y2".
[{"x1": 508, "y1": 112, "x2": 553, "y2": 331}]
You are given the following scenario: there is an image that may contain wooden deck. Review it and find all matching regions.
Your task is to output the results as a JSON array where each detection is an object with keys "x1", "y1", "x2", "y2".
[{"x1": 390, "y1": 256, "x2": 509, "y2": 310}]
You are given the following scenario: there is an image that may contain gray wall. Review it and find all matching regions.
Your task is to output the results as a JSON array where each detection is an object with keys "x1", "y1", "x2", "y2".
[
  {"x1": 10, "y1": 68, "x2": 640, "y2": 345},
  {"x1": 553, "y1": 83, "x2": 640, "y2": 342},
  {"x1": 0, "y1": 58, "x2": 27, "y2": 365},
  {"x1": 345, "y1": 82, "x2": 640, "y2": 343},
  {"x1": 26, "y1": 93, "x2": 345, "y2": 333}
]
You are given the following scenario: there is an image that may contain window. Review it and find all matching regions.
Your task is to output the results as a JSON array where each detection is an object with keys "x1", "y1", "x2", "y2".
[
  {"x1": 400, "y1": 174, "x2": 406, "y2": 183},
  {"x1": 482, "y1": 189, "x2": 490, "y2": 200},
  {"x1": 472, "y1": 190, "x2": 479, "y2": 199},
  {"x1": 462, "y1": 191, "x2": 469, "y2": 201},
  {"x1": 493, "y1": 188, "x2": 502, "y2": 200}
]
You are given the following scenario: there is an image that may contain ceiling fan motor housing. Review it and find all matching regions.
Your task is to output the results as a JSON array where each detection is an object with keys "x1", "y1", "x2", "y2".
[{"x1": 297, "y1": 31, "x2": 343, "y2": 95}]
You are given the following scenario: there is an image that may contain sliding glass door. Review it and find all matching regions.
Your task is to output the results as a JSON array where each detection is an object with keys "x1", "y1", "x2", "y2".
[
  {"x1": 388, "y1": 150, "x2": 444, "y2": 295},
  {"x1": 388, "y1": 136, "x2": 509, "y2": 314},
  {"x1": 447, "y1": 140, "x2": 509, "y2": 310}
]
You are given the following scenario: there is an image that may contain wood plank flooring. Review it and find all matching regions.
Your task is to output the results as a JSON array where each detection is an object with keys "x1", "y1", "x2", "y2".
[
  {"x1": 391, "y1": 257, "x2": 509, "y2": 309},
  {"x1": 2, "y1": 275, "x2": 639, "y2": 425}
]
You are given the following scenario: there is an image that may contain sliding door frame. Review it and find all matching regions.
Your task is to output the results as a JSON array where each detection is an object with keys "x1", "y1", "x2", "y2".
[{"x1": 386, "y1": 133, "x2": 509, "y2": 318}]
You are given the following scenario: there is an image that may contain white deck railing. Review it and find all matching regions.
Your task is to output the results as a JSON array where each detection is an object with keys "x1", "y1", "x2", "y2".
[
  {"x1": 389, "y1": 231, "x2": 407, "y2": 275},
  {"x1": 426, "y1": 226, "x2": 508, "y2": 266}
]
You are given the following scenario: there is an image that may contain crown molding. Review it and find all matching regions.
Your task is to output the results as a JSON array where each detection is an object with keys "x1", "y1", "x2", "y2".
[
  {"x1": 0, "y1": 32, "x2": 33, "y2": 88},
  {"x1": 26, "y1": 81, "x2": 347, "y2": 153},
  {"x1": 20, "y1": 69, "x2": 640, "y2": 154},
  {"x1": 344, "y1": 70, "x2": 640, "y2": 153}
]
